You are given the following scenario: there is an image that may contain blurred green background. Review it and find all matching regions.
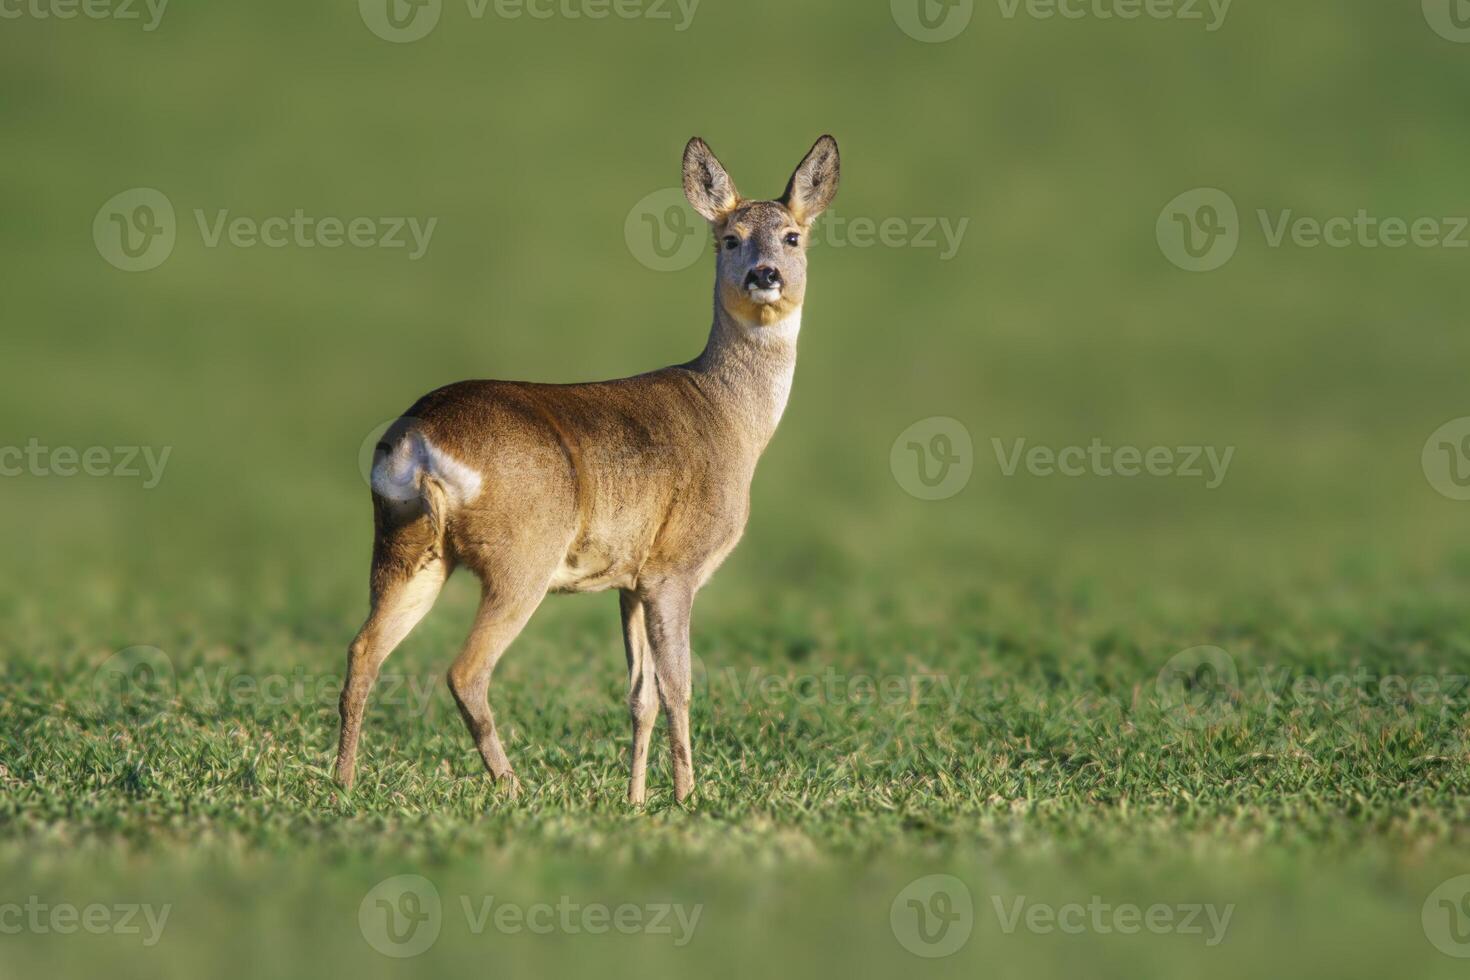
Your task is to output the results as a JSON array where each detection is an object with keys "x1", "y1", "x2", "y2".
[{"x1": 6, "y1": 0, "x2": 1470, "y2": 977}]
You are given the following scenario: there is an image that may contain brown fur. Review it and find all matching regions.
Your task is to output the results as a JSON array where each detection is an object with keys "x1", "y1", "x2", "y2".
[{"x1": 334, "y1": 136, "x2": 840, "y2": 805}]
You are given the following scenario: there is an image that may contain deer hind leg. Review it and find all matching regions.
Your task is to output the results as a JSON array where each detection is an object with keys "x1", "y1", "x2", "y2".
[
  {"x1": 334, "y1": 551, "x2": 448, "y2": 791},
  {"x1": 446, "y1": 582, "x2": 549, "y2": 798},
  {"x1": 621, "y1": 591, "x2": 660, "y2": 806}
]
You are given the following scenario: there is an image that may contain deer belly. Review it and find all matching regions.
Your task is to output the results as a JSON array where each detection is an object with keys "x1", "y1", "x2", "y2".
[{"x1": 547, "y1": 540, "x2": 638, "y2": 594}]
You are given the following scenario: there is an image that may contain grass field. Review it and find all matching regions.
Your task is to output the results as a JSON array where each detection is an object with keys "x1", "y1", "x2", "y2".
[{"x1": 6, "y1": 1, "x2": 1470, "y2": 977}]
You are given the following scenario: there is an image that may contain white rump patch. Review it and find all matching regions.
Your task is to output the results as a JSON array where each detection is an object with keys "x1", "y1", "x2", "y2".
[{"x1": 371, "y1": 429, "x2": 484, "y2": 506}]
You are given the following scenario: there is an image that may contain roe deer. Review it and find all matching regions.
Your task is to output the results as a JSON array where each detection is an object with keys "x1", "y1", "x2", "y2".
[{"x1": 333, "y1": 135, "x2": 840, "y2": 804}]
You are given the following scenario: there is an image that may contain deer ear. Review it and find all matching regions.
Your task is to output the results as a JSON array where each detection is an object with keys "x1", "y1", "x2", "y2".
[
  {"x1": 683, "y1": 138, "x2": 740, "y2": 223},
  {"x1": 781, "y1": 135, "x2": 840, "y2": 226}
]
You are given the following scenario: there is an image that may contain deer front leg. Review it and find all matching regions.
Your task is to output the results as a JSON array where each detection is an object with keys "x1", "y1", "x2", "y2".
[
  {"x1": 620, "y1": 591, "x2": 661, "y2": 805},
  {"x1": 642, "y1": 582, "x2": 696, "y2": 804}
]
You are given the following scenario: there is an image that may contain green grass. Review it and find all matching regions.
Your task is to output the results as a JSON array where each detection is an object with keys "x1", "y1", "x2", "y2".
[
  {"x1": 7, "y1": 0, "x2": 1470, "y2": 977},
  {"x1": 8, "y1": 567, "x2": 1470, "y2": 977}
]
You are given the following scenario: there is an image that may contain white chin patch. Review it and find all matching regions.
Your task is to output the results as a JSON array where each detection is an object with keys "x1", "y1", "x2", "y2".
[{"x1": 748, "y1": 287, "x2": 782, "y2": 305}]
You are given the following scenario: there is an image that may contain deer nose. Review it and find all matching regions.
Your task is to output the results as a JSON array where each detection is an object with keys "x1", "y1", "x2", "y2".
[{"x1": 747, "y1": 266, "x2": 781, "y2": 289}]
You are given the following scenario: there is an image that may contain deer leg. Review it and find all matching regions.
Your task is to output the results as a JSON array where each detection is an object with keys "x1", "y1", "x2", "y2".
[
  {"x1": 643, "y1": 582, "x2": 696, "y2": 804},
  {"x1": 335, "y1": 558, "x2": 448, "y2": 790},
  {"x1": 446, "y1": 586, "x2": 545, "y2": 798},
  {"x1": 621, "y1": 591, "x2": 660, "y2": 805}
]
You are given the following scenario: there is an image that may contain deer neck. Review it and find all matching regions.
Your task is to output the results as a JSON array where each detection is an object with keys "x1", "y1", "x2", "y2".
[{"x1": 691, "y1": 301, "x2": 801, "y2": 450}]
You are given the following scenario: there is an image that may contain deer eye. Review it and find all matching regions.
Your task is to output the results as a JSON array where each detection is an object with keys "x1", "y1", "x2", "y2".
[
  {"x1": 723, "y1": 236, "x2": 740, "y2": 251},
  {"x1": 784, "y1": 233, "x2": 801, "y2": 247}
]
